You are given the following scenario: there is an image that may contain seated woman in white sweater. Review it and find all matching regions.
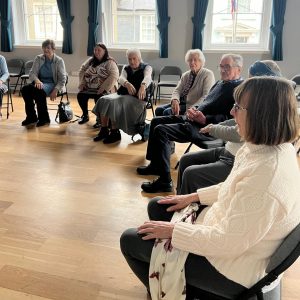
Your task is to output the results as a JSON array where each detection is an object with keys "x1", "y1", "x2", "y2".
[{"x1": 120, "y1": 76, "x2": 300, "y2": 300}]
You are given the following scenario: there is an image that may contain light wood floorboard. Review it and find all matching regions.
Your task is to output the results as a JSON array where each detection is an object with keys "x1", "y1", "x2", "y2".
[{"x1": 0, "y1": 94, "x2": 298, "y2": 300}]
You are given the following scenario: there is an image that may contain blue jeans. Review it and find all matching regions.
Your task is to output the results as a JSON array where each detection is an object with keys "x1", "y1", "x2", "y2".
[{"x1": 155, "y1": 103, "x2": 186, "y2": 116}]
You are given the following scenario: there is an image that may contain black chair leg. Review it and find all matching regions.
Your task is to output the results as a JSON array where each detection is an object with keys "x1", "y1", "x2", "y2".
[{"x1": 175, "y1": 142, "x2": 193, "y2": 170}]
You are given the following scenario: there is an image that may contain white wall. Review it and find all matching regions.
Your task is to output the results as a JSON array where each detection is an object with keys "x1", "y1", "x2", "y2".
[{"x1": 1, "y1": 0, "x2": 300, "y2": 90}]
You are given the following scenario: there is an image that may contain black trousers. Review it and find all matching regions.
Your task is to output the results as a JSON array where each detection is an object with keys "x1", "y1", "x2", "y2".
[
  {"x1": 120, "y1": 197, "x2": 246, "y2": 298},
  {"x1": 77, "y1": 92, "x2": 100, "y2": 116},
  {"x1": 177, "y1": 147, "x2": 235, "y2": 194},
  {"x1": 146, "y1": 115, "x2": 215, "y2": 174},
  {"x1": 21, "y1": 84, "x2": 50, "y2": 121}
]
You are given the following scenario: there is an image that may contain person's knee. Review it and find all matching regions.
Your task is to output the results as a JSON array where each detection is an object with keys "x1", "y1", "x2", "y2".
[
  {"x1": 182, "y1": 166, "x2": 198, "y2": 185},
  {"x1": 179, "y1": 153, "x2": 192, "y2": 172},
  {"x1": 120, "y1": 228, "x2": 138, "y2": 256},
  {"x1": 147, "y1": 197, "x2": 164, "y2": 219},
  {"x1": 163, "y1": 108, "x2": 172, "y2": 116},
  {"x1": 150, "y1": 116, "x2": 163, "y2": 129},
  {"x1": 155, "y1": 106, "x2": 164, "y2": 116},
  {"x1": 154, "y1": 124, "x2": 167, "y2": 138},
  {"x1": 21, "y1": 84, "x2": 32, "y2": 96}
]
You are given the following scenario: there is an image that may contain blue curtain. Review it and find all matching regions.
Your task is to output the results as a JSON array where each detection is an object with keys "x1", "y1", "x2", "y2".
[
  {"x1": 0, "y1": 0, "x2": 13, "y2": 52},
  {"x1": 192, "y1": 0, "x2": 209, "y2": 50},
  {"x1": 156, "y1": 0, "x2": 170, "y2": 58},
  {"x1": 87, "y1": 0, "x2": 102, "y2": 56},
  {"x1": 270, "y1": 0, "x2": 286, "y2": 61},
  {"x1": 57, "y1": 0, "x2": 74, "y2": 54}
]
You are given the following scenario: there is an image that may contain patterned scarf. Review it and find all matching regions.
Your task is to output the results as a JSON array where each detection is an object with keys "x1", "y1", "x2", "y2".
[
  {"x1": 149, "y1": 203, "x2": 200, "y2": 300},
  {"x1": 181, "y1": 72, "x2": 196, "y2": 101}
]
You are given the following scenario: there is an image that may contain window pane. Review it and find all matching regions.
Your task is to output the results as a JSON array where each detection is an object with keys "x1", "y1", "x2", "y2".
[
  {"x1": 109, "y1": 0, "x2": 156, "y2": 47},
  {"x1": 24, "y1": 0, "x2": 62, "y2": 42},
  {"x1": 210, "y1": 0, "x2": 266, "y2": 46}
]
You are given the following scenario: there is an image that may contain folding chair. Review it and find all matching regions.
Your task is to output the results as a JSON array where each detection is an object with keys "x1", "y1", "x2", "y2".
[
  {"x1": 155, "y1": 66, "x2": 182, "y2": 104},
  {"x1": 19, "y1": 60, "x2": 34, "y2": 95},
  {"x1": 186, "y1": 222, "x2": 300, "y2": 300},
  {"x1": 1, "y1": 78, "x2": 13, "y2": 118},
  {"x1": 7, "y1": 58, "x2": 25, "y2": 94},
  {"x1": 117, "y1": 64, "x2": 125, "y2": 75}
]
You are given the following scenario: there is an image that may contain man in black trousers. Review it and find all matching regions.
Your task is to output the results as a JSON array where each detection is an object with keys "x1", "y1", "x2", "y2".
[{"x1": 137, "y1": 54, "x2": 243, "y2": 193}]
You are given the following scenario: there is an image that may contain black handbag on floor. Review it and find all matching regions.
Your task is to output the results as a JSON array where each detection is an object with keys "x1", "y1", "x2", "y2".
[{"x1": 55, "y1": 100, "x2": 73, "y2": 123}]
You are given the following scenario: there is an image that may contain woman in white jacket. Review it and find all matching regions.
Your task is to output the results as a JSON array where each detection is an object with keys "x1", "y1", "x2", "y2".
[{"x1": 120, "y1": 76, "x2": 300, "y2": 300}]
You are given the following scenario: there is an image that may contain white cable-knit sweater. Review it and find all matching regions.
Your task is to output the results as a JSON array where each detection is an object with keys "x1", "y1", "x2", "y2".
[{"x1": 173, "y1": 142, "x2": 300, "y2": 288}]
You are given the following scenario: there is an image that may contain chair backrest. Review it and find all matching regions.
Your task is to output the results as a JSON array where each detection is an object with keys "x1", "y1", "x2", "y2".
[
  {"x1": 158, "y1": 66, "x2": 182, "y2": 82},
  {"x1": 7, "y1": 59, "x2": 25, "y2": 76},
  {"x1": 291, "y1": 75, "x2": 300, "y2": 85},
  {"x1": 23, "y1": 60, "x2": 34, "y2": 76},
  {"x1": 238, "y1": 223, "x2": 300, "y2": 299},
  {"x1": 117, "y1": 64, "x2": 125, "y2": 76}
]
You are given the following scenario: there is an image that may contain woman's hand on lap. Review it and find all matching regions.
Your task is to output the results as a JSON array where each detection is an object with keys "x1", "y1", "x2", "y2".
[
  {"x1": 138, "y1": 221, "x2": 174, "y2": 240},
  {"x1": 158, "y1": 193, "x2": 199, "y2": 212}
]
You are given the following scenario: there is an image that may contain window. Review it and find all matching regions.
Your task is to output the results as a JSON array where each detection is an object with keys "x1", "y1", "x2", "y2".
[
  {"x1": 204, "y1": 0, "x2": 272, "y2": 51},
  {"x1": 11, "y1": 0, "x2": 63, "y2": 46},
  {"x1": 103, "y1": 0, "x2": 158, "y2": 49}
]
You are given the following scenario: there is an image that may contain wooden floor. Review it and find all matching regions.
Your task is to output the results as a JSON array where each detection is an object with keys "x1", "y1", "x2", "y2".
[{"x1": 0, "y1": 94, "x2": 299, "y2": 300}]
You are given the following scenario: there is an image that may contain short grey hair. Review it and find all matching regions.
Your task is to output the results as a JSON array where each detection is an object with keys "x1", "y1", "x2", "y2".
[
  {"x1": 185, "y1": 49, "x2": 205, "y2": 66},
  {"x1": 221, "y1": 53, "x2": 243, "y2": 68},
  {"x1": 126, "y1": 48, "x2": 143, "y2": 62}
]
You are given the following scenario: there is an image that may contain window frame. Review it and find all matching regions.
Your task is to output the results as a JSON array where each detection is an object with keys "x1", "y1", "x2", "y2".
[
  {"x1": 203, "y1": 0, "x2": 272, "y2": 52},
  {"x1": 102, "y1": 0, "x2": 158, "y2": 50},
  {"x1": 11, "y1": 0, "x2": 63, "y2": 47}
]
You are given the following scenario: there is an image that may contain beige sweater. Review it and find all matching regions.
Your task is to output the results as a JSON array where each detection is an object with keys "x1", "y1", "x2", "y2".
[
  {"x1": 172, "y1": 142, "x2": 300, "y2": 288},
  {"x1": 172, "y1": 68, "x2": 215, "y2": 109}
]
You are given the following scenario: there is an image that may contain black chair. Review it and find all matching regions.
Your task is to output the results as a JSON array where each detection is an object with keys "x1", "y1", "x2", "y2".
[
  {"x1": 7, "y1": 58, "x2": 25, "y2": 94},
  {"x1": 19, "y1": 60, "x2": 34, "y2": 95},
  {"x1": 145, "y1": 81, "x2": 156, "y2": 118},
  {"x1": 186, "y1": 222, "x2": 300, "y2": 300},
  {"x1": 175, "y1": 139, "x2": 225, "y2": 170},
  {"x1": 155, "y1": 66, "x2": 182, "y2": 104},
  {"x1": 1, "y1": 78, "x2": 13, "y2": 118},
  {"x1": 117, "y1": 64, "x2": 125, "y2": 76}
]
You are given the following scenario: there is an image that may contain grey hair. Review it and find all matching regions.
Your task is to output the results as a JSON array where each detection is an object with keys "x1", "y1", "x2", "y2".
[
  {"x1": 126, "y1": 48, "x2": 143, "y2": 62},
  {"x1": 185, "y1": 49, "x2": 206, "y2": 66},
  {"x1": 221, "y1": 53, "x2": 243, "y2": 68}
]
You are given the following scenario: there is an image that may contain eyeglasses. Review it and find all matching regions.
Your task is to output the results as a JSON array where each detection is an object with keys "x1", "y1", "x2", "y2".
[
  {"x1": 218, "y1": 64, "x2": 238, "y2": 71},
  {"x1": 233, "y1": 102, "x2": 247, "y2": 112}
]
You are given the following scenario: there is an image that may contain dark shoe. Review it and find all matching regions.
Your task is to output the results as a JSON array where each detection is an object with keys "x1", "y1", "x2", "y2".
[
  {"x1": 21, "y1": 118, "x2": 37, "y2": 126},
  {"x1": 103, "y1": 129, "x2": 121, "y2": 144},
  {"x1": 93, "y1": 122, "x2": 101, "y2": 129},
  {"x1": 36, "y1": 119, "x2": 50, "y2": 127},
  {"x1": 141, "y1": 177, "x2": 173, "y2": 193},
  {"x1": 93, "y1": 127, "x2": 109, "y2": 142},
  {"x1": 78, "y1": 115, "x2": 89, "y2": 124},
  {"x1": 137, "y1": 164, "x2": 160, "y2": 176}
]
